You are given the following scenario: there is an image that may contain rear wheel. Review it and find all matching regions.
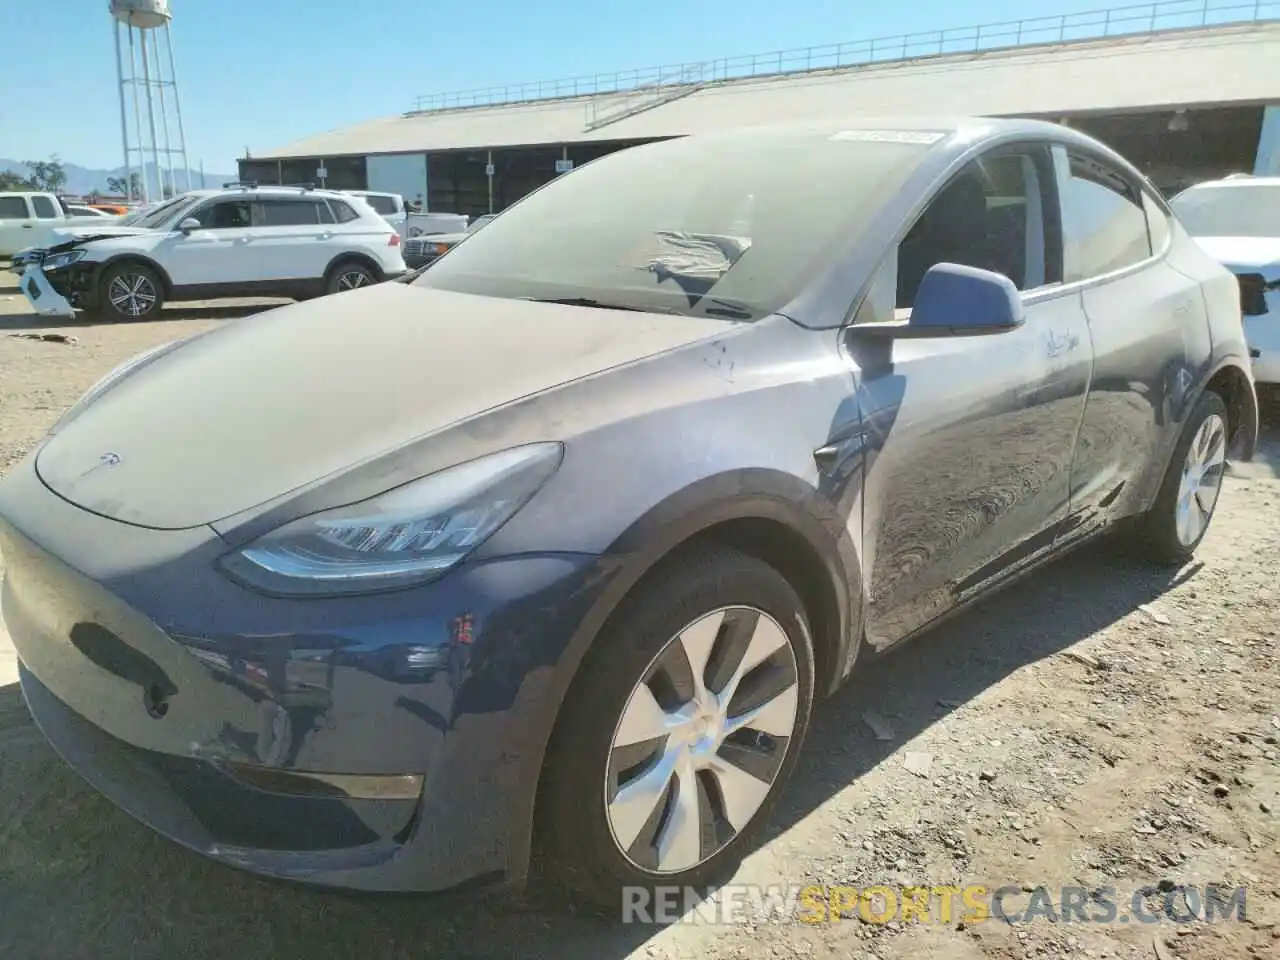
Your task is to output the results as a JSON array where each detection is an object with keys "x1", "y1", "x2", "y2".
[
  {"x1": 99, "y1": 262, "x2": 164, "y2": 321},
  {"x1": 1130, "y1": 390, "x2": 1229, "y2": 565},
  {"x1": 325, "y1": 261, "x2": 376, "y2": 295},
  {"x1": 539, "y1": 548, "x2": 815, "y2": 907}
]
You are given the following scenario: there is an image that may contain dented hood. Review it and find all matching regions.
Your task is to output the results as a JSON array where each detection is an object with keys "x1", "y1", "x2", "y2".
[{"x1": 35, "y1": 283, "x2": 726, "y2": 530}]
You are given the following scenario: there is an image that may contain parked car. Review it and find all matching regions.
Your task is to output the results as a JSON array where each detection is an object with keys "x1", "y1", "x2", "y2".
[
  {"x1": 345, "y1": 190, "x2": 407, "y2": 237},
  {"x1": 62, "y1": 204, "x2": 120, "y2": 220},
  {"x1": 0, "y1": 192, "x2": 128, "y2": 257},
  {"x1": 406, "y1": 209, "x2": 468, "y2": 238},
  {"x1": 0, "y1": 118, "x2": 1256, "y2": 908},
  {"x1": 402, "y1": 213, "x2": 498, "y2": 268},
  {"x1": 14, "y1": 184, "x2": 405, "y2": 321},
  {"x1": 1169, "y1": 175, "x2": 1280, "y2": 401}
]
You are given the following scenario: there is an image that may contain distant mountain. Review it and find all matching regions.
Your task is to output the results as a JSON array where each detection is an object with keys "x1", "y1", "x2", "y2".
[{"x1": 0, "y1": 158, "x2": 235, "y2": 196}]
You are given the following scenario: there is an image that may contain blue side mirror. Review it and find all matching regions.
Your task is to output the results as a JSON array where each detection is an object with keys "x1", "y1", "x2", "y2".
[
  {"x1": 850, "y1": 262, "x2": 1024, "y2": 340},
  {"x1": 909, "y1": 262, "x2": 1024, "y2": 335}
]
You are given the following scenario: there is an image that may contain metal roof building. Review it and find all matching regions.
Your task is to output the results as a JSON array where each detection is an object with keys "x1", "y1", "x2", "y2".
[{"x1": 240, "y1": 1, "x2": 1280, "y2": 216}]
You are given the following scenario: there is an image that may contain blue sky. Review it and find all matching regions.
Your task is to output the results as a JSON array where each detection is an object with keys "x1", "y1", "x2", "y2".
[{"x1": 5, "y1": 0, "x2": 1113, "y2": 171}]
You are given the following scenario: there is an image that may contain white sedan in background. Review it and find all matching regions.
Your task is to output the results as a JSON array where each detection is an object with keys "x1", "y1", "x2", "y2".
[{"x1": 1171, "y1": 176, "x2": 1280, "y2": 398}]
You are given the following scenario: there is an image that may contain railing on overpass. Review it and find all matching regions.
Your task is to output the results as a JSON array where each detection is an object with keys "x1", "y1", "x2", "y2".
[{"x1": 409, "y1": 0, "x2": 1279, "y2": 114}]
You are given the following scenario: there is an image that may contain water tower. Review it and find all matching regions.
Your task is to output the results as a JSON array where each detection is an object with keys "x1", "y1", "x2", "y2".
[{"x1": 111, "y1": 0, "x2": 192, "y2": 202}]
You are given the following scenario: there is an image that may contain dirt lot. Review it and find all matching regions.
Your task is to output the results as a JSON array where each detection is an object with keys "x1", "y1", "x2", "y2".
[{"x1": 0, "y1": 270, "x2": 1278, "y2": 960}]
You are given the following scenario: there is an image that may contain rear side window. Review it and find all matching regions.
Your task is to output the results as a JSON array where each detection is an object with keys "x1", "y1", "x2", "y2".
[
  {"x1": 1063, "y1": 153, "x2": 1151, "y2": 280},
  {"x1": 258, "y1": 199, "x2": 326, "y2": 226},
  {"x1": 31, "y1": 195, "x2": 59, "y2": 219},
  {"x1": 0, "y1": 197, "x2": 28, "y2": 218},
  {"x1": 328, "y1": 200, "x2": 360, "y2": 223},
  {"x1": 363, "y1": 194, "x2": 399, "y2": 215}
]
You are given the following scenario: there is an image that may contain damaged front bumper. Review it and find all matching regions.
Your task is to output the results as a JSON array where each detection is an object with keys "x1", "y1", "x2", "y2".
[{"x1": 19, "y1": 263, "x2": 76, "y2": 319}]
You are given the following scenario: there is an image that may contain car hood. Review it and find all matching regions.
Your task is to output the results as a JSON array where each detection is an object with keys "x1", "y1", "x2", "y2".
[
  {"x1": 1190, "y1": 236, "x2": 1280, "y2": 282},
  {"x1": 34, "y1": 283, "x2": 728, "y2": 530},
  {"x1": 51, "y1": 225, "x2": 159, "y2": 243}
]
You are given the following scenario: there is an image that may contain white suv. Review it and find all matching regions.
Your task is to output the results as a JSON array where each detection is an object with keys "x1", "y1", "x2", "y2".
[{"x1": 16, "y1": 184, "x2": 406, "y2": 321}]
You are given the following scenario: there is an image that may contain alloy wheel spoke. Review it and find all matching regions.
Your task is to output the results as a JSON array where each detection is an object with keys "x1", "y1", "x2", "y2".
[
  {"x1": 706, "y1": 755, "x2": 773, "y2": 832},
  {"x1": 713, "y1": 613, "x2": 790, "y2": 710},
  {"x1": 615, "y1": 682, "x2": 689, "y2": 747},
  {"x1": 725, "y1": 681, "x2": 799, "y2": 739},
  {"x1": 609, "y1": 748, "x2": 679, "y2": 849},
  {"x1": 675, "y1": 610, "x2": 724, "y2": 703},
  {"x1": 654, "y1": 761, "x2": 706, "y2": 872}
]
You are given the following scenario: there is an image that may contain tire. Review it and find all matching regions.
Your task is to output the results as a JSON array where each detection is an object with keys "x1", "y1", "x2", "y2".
[
  {"x1": 539, "y1": 547, "x2": 816, "y2": 909},
  {"x1": 325, "y1": 261, "x2": 376, "y2": 295},
  {"x1": 99, "y1": 262, "x2": 164, "y2": 321},
  {"x1": 1130, "y1": 390, "x2": 1230, "y2": 566}
]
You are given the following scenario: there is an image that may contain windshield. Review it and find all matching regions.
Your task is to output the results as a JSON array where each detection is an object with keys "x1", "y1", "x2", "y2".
[
  {"x1": 120, "y1": 194, "x2": 203, "y2": 229},
  {"x1": 413, "y1": 127, "x2": 936, "y2": 319},
  {"x1": 1170, "y1": 184, "x2": 1280, "y2": 239}
]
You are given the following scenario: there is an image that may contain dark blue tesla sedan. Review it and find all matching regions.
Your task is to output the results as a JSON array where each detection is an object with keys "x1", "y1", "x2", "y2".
[{"x1": 0, "y1": 116, "x2": 1257, "y2": 906}]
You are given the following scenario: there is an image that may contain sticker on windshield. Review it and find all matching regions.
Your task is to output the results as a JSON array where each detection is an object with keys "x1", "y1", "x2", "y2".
[{"x1": 829, "y1": 129, "x2": 947, "y2": 145}]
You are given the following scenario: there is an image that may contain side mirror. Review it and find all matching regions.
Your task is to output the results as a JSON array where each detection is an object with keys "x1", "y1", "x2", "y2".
[
  {"x1": 178, "y1": 217, "x2": 201, "y2": 234},
  {"x1": 852, "y1": 263, "x2": 1024, "y2": 340}
]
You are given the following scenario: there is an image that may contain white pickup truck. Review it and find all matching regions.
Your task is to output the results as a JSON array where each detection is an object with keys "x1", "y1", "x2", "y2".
[{"x1": 0, "y1": 192, "x2": 120, "y2": 257}]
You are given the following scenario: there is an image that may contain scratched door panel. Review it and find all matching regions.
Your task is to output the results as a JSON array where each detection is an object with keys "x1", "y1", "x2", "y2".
[
  {"x1": 1070, "y1": 262, "x2": 1209, "y2": 525},
  {"x1": 860, "y1": 288, "x2": 1090, "y2": 647}
]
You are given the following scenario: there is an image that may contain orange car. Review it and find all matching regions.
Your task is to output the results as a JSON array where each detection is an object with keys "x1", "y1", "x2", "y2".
[{"x1": 88, "y1": 203, "x2": 130, "y2": 215}]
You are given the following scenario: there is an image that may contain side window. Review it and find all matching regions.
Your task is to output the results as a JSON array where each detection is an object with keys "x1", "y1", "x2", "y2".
[
  {"x1": 1062, "y1": 153, "x2": 1151, "y2": 280},
  {"x1": 31, "y1": 196, "x2": 59, "y2": 219},
  {"x1": 258, "y1": 199, "x2": 324, "y2": 226},
  {"x1": 316, "y1": 200, "x2": 335, "y2": 224},
  {"x1": 363, "y1": 194, "x2": 398, "y2": 215},
  {"x1": 199, "y1": 199, "x2": 253, "y2": 229},
  {"x1": 0, "y1": 197, "x2": 29, "y2": 219},
  {"x1": 1143, "y1": 191, "x2": 1171, "y2": 254},
  {"x1": 889, "y1": 146, "x2": 1060, "y2": 312},
  {"x1": 328, "y1": 199, "x2": 359, "y2": 223}
]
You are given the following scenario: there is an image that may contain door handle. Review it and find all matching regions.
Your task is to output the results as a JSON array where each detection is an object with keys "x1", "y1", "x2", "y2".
[{"x1": 21, "y1": 223, "x2": 33, "y2": 228}]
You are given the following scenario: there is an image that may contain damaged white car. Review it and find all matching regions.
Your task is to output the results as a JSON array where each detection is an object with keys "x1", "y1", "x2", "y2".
[
  {"x1": 1170, "y1": 175, "x2": 1280, "y2": 404},
  {"x1": 13, "y1": 185, "x2": 406, "y2": 322}
]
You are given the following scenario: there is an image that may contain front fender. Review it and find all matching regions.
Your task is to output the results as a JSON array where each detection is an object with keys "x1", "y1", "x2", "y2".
[{"x1": 501, "y1": 468, "x2": 861, "y2": 884}]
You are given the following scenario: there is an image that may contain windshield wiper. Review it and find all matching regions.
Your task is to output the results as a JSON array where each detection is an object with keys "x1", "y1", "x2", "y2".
[{"x1": 522, "y1": 296, "x2": 679, "y2": 314}]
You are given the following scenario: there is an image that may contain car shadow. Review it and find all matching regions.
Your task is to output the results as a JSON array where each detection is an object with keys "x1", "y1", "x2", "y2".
[{"x1": 0, "y1": 538, "x2": 1203, "y2": 960}]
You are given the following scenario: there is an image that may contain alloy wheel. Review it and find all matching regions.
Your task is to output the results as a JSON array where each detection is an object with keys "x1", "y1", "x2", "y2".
[
  {"x1": 604, "y1": 605, "x2": 799, "y2": 874},
  {"x1": 107, "y1": 273, "x2": 158, "y2": 317},
  {"x1": 1175, "y1": 412, "x2": 1227, "y2": 547},
  {"x1": 337, "y1": 270, "x2": 372, "y2": 291}
]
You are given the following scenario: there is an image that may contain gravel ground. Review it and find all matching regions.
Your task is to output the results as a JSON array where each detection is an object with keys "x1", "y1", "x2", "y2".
[{"x1": 1, "y1": 270, "x2": 1278, "y2": 960}]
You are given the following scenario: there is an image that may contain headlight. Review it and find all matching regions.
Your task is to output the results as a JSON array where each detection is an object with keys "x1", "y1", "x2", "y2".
[
  {"x1": 219, "y1": 442, "x2": 563, "y2": 597},
  {"x1": 42, "y1": 249, "x2": 88, "y2": 271},
  {"x1": 47, "y1": 338, "x2": 187, "y2": 436}
]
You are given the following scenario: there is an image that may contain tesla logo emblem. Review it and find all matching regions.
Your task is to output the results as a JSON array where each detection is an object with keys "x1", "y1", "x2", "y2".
[{"x1": 75, "y1": 451, "x2": 122, "y2": 481}]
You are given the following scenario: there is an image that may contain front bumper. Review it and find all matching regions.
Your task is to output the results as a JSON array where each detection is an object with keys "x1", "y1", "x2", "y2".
[
  {"x1": 19, "y1": 264, "x2": 76, "y2": 319},
  {"x1": 0, "y1": 454, "x2": 606, "y2": 892}
]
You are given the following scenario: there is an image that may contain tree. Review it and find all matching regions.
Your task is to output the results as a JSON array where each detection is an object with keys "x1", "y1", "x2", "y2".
[
  {"x1": 0, "y1": 169, "x2": 34, "y2": 191},
  {"x1": 23, "y1": 156, "x2": 67, "y2": 194},
  {"x1": 107, "y1": 172, "x2": 143, "y2": 198}
]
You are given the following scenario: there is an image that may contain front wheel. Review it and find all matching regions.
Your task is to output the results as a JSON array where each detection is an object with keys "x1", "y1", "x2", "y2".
[
  {"x1": 325, "y1": 261, "x2": 377, "y2": 296},
  {"x1": 1130, "y1": 390, "x2": 1229, "y2": 565},
  {"x1": 538, "y1": 548, "x2": 815, "y2": 908},
  {"x1": 99, "y1": 262, "x2": 164, "y2": 321}
]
